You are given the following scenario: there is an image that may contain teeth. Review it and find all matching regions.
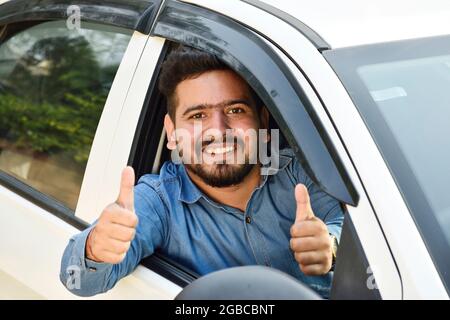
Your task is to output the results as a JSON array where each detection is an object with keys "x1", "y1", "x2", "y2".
[{"x1": 205, "y1": 146, "x2": 234, "y2": 154}]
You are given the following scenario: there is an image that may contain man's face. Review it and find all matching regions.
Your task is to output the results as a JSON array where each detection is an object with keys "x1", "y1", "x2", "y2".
[{"x1": 164, "y1": 69, "x2": 267, "y2": 187}]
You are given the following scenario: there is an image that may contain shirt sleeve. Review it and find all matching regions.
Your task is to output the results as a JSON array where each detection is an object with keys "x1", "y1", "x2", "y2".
[
  {"x1": 288, "y1": 150, "x2": 345, "y2": 242},
  {"x1": 59, "y1": 181, "x2": 169, "y2": 297}
]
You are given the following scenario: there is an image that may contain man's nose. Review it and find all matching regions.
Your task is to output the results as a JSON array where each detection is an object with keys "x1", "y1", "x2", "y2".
[{"x1": 208, "y1": 110, "x2": 230, "y2": 133}]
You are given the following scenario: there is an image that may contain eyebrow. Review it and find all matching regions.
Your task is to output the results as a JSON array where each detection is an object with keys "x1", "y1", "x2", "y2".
[{"x1": 181, "y1": 99, "x2": 252, "y2": 117}]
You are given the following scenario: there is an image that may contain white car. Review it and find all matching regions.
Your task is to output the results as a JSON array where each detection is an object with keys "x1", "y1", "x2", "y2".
[{"x1": 0, "y1": 0, "x2": 449, "y2": 300}]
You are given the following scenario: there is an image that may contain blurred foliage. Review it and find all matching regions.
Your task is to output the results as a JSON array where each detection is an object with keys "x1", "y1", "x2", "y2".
[
  {"x1": 0, "y1": 92, "x2": 105, "y2": 164},
  {"x1": 0, "y1": 35, "x2": 116, "y2": 165}
]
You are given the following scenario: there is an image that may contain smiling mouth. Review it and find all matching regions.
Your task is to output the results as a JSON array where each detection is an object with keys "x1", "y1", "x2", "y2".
[{"x1": 204, "y1": 144, "x2": 236, "y2": 155}]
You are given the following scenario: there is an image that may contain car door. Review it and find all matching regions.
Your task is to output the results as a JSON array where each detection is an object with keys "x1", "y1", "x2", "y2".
[
  {"x1": 137, "y1": 0, "x2": 403, "y2": 299},
  {"x1": 0, "y1": 0, "x2": 176, "y2": 299}
]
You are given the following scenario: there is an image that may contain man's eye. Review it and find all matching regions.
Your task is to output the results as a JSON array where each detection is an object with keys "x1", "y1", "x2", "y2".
[
  {"x1": 227, "y1": 107, "x2": 244, "y2": 114},
  {"x1": 191, "y1": 113, "x2": 205, "y2": 120}
]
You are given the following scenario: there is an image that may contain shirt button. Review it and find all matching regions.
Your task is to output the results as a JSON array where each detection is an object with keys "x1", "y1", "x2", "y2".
[
  {"x1": 246, "y1": 216, "x2": 251, "y2": 224},
  {"x1": 88, "y1": 267, "x2": 97, "y2": 272}
]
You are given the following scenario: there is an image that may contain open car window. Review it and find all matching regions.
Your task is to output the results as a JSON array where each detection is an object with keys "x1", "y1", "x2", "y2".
[{"x1": 129, "y1": 0, "x2": 359, "y2": 293}]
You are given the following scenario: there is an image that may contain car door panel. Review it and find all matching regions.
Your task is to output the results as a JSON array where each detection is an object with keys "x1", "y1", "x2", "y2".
[
  {"x1": 331, "y1": 213, "x2": 382, "y2": 299},
  {"x1": 0, "y1": 184, "x2": 179, "y2": 299}
]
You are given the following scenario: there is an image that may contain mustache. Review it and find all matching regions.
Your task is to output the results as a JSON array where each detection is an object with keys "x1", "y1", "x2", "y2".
[
  {"x1": 194, "y1": 135, "x2": 245, "y2": 159},
  {"x1": 194, "y1": 134, "x2": 245, "y2": 154}
]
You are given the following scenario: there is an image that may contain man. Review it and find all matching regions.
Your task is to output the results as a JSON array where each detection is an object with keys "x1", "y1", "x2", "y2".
[{"x1": 60, "y1": 45, "x2": 344, "y2": 298}]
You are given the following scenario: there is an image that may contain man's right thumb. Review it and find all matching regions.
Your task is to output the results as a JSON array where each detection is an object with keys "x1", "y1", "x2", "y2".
[
  {"x1": 117, "y1": 166, "x2": 135, "y2": 210},
  {"x1": 295, "y1": 184, "x2": 314, "y2": 222}
]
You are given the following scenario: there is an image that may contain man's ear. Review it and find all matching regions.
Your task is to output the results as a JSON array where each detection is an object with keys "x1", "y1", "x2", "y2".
[{"x1": 164, "y1": 114, "x2": 177, "y2": 150}]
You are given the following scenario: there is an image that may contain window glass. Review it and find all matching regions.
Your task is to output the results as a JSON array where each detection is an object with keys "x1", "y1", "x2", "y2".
[
  {"x1": 0, "y1": 21, "x2": 132, "y2": 210},
  {"x1": 324, "y1": 35, "x2": 450, "y2": 290}
]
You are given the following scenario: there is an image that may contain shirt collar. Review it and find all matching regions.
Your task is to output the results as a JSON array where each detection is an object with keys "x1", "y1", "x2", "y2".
[
  {"x1": 258, "y1": 150, "x2": 293, "y2": 188},
  {"x1": 178, "y1": 164, "x2": 203, "y2": 204}
]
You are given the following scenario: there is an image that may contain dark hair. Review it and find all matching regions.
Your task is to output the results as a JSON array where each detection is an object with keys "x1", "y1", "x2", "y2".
[{"x1": 158, "y1": 44, "x2": 262, "y2": 120}]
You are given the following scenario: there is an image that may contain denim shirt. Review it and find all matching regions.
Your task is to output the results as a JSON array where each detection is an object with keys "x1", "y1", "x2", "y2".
[{"x1": 60, "y1": 148, "x2": 344, "y2": 298}]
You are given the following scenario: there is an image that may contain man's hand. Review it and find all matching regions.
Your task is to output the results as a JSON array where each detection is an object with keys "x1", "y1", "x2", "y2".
[
  {"x1": 290, "y1": 184, "x2": 333, "y2": 275},
  {"x1": 86, "y1": 166, "x2": 138, "y2": 264}
]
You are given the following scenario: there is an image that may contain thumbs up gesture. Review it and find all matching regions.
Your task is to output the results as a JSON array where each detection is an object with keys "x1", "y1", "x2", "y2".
[
  {"x1": 86, "y1": 167, "x2": 139, "y2": 264},
  {"x1": 290, "y1": 184, "x2": 333, "y2": 275}
]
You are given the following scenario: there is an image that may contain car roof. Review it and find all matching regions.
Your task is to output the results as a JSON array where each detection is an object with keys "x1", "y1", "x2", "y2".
[
  {"x1": 2, "y1": 0, "x2": 450, "y2": 48},
  {"x1": 257, "y1": 0, "x2": 450, "y2": 48}
]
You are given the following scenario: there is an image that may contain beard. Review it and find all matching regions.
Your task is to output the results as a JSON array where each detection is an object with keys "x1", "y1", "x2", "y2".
[
  {"x1": 185, "y1": 162, "x2": 255, "y2": 188},
  {"x1": 180, "y1": 132, "x2": 259, "y2": 188}
]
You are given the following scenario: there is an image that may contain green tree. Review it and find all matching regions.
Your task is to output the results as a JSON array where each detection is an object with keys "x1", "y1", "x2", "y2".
[{"x1": 0, "y1": 35, "x2": 110, "y2": 165}]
